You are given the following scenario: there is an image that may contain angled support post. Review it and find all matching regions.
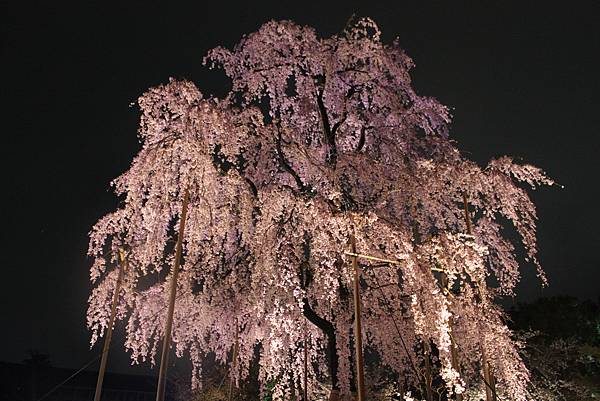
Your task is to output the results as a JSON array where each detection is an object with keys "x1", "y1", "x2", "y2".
[
  {"x1": 155, "y1": 189, "x2": 190, "y2": 401},
  {"x1": 93, "y1": 248, "x2": 128, "y2": 401}
]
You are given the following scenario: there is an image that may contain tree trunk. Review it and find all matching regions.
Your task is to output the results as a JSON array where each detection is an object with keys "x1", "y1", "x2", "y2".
[{"x1": 302, "y1": 300, "x2": 339, "y2": 395}]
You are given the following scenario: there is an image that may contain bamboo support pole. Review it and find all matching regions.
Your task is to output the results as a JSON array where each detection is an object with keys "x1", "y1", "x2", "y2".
[
  {"x1": 93, "y1": 248, "x2": 128, "y2": 401},
  {"x1": 155, "y1": 189, "x2": 190, "y2": 401},
  {"x1": 344, "y1": 252, "x2": 405, "y2": 265},
  {"x1": 350, "y1": 235, "x2": 365, "y2": 401}
]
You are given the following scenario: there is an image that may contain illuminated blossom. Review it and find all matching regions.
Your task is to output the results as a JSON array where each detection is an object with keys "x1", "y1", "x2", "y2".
[{"x1": 88, "y1": 18, "x2": 553, "y2": 400}]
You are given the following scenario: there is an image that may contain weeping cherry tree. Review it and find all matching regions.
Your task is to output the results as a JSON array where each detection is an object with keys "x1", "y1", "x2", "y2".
[{"x1": 87, "y1": 18, "x2": 555, "y2": 401}]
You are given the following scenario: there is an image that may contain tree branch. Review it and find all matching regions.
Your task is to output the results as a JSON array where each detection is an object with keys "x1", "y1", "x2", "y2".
[
  {"x1": 315, "y1": 80, "x2": 337, "y2": 166},
  {"x1": 275, "y1": 124, "x2": 311, "y2": 194}
]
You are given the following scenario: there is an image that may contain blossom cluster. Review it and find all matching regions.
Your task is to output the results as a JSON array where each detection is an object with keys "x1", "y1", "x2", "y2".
[{"x1": 88, "y1": 17, "x2": 552, "y2": 400}]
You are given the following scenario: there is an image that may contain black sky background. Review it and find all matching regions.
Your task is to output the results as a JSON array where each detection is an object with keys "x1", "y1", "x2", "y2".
[{"x1": 1, "y1": 0, "x2": 599, "y2": 376}]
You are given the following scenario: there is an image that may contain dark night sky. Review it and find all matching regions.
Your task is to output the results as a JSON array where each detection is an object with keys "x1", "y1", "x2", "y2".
[{"x1": 1, "y1": 0, "x2": 598, "y2": 376}]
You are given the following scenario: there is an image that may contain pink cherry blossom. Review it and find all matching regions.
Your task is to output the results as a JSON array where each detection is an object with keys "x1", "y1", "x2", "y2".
[{"x1": 88, "y1": 18, "x2": 553, "y2": 400}]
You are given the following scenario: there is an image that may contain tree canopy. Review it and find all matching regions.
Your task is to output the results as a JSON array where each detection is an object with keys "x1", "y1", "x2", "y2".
[{"x1": 87, "y1": 18, "x2": 554, "y2": 400}]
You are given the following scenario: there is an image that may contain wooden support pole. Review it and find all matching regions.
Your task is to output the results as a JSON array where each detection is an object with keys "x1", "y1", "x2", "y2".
[
  {"x1": 450, "y1": 332, "x2": 463, "y2": 401},
  {"x1": 303, "y1": 322, "x2": 308, "y2": 401},
  {"x1": 489, "y1": 364, "x2": 497, "y2": 401},
  {"x1": 481, "y1": 353, "x2": 494, "y2": 401},
  {"x1": 441, "y1": 268, "x2": 463, "y2": 401},
  {"x1": 423, "y1": 343, "x2": 433, "y2": 401},
  {"x1": 462, "y1": 193, "x2": 472, "y2": 235},
  {"x1": 227, "y1": 322, "x2": 239, "y2": 401},
  {"x1": 93, "y1": 248, "x2": 128, "y2": 401},
  {"x1": 155, "y1": 189, "x2": 190, "y2": 401},
  {"x1": 350, "y1": 235, "x2": 365, "y2": 401}
]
